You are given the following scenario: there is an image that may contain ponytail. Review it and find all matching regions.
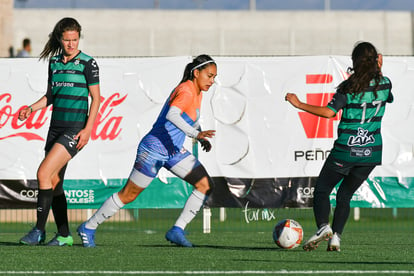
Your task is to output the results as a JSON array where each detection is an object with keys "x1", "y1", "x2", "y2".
[{"x1": 337, "y1": 41, "x2": 381, "y2": 98}]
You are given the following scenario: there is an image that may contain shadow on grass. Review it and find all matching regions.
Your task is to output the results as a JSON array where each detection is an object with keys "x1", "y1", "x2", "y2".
[
  {"x1": 0, "y1": 241, "x2": 87, "y2": 247},
  {"x1": 140, "y1": 243, "x2": 289, "y2": 251},
  {"x1": 0, "y1": 241, "x2": 20, "y2": 246}
]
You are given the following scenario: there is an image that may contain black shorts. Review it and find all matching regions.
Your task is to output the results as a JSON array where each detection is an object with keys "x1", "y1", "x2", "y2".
[
  {"x1": 45, "y1": 127, "x2": 82, "y2": 158},
  {"x1": 324, "y1": 154, "x2": 376, "y2": 180}
]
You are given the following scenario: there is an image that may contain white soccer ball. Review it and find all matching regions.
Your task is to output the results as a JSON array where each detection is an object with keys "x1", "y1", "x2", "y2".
[{"x1": 273, "y1": 219, "x2": 304, "y2": 249}]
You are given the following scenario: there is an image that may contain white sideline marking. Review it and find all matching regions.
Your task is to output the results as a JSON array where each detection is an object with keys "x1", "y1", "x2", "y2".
[{"x1": 0, "y1": 271, "x2": 414, "y2": 275}]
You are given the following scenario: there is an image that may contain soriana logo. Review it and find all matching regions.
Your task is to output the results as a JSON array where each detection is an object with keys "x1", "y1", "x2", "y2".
[
  {"x1": 299, "y1": 74, "x2": 341, "y2": 139},
  {"x1": 0, "y1": 92, "x2": 126, "y2": 141}
]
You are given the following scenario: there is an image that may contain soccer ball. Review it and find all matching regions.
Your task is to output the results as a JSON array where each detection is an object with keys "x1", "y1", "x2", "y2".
[{"x1": 273, "y1": 219, "x2": 304, "y2": 249}]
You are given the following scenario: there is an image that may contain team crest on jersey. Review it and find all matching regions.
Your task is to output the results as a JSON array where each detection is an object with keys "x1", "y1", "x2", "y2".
[{"x1": 347, "y1": 127, "x2": 375, "y2": 146}]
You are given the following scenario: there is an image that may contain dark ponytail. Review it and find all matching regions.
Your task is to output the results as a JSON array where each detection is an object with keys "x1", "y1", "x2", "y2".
[
  {"x1": 337, "y1": 41, "x2": 381, "y2": 98},
  {"x1": 39, "y1": 17, "x2": 82, "y2": 61},
  {"x1": 180, "y1": 54, "x2": 216, "y2": 84}
]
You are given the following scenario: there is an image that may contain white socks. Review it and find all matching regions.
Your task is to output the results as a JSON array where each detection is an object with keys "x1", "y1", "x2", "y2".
[
  {"x1": 85, "y1": 189, "x2": 206, "y2": 231},
  {"x1": 85, "y1": 193, "x2": 125, "y2": 230},
  {"x1": 174, "y1": 189, "x2": 206, "y2": 230}
]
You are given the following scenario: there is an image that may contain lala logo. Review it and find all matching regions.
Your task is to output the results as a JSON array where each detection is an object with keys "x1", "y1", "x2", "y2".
[
  {"x1": 348, "y1": 127, "x2": 375, "y2": 146},
  {"x1": 0, "y1": 92, "x2": 127, "y2": 141}
]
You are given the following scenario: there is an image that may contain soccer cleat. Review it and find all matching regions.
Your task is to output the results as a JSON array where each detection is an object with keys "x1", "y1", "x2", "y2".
[
  {"x1": 165, "y1": 226, "x2": 193, "y2": 247},
  {"x1": 46, "y1": 233, "x2": 74, "y2": 246},
  {"x1": 19, "y1": 227, "x2": 46, "y2": 245},
  {"x1": 77, "y1": 222, "x2": 96, "y2": 248},
  {"x1": 327, "y1": 232, "x2": 341, "y2": 252},
  {"x1": 302, "y1": 224, "x2": 333, "y2": 251}
]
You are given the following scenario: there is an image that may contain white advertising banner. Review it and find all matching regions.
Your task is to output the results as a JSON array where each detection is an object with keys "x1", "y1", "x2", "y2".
[
  {"x1": 1, "y1": 56, "x2": 413, "y2": 208},
  {"x1": 202, "y1": 56, "x2": 412, "y2": 180},
  {"x1": 0, "y1": 56, "x2": 413, "y2": 180}
]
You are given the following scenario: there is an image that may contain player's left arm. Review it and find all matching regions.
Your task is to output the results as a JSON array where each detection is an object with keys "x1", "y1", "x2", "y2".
[
  {"x1": 167, "y1": 92, "x2": 215, "y2": 150},
  {"x1": 166, "y1": 105, "x2": 215, "y2": 144},
  {"x1": 285, "y1": 93, "x2": 336, "y2": 118},
  {"x1": 75, "y1": 58, "x2": 101, "y2": 149}
]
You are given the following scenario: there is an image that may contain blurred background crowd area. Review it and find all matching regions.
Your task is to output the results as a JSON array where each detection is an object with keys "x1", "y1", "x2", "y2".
[{"x1": 2, "y1": 0, "x2": 414, "y2": 58}]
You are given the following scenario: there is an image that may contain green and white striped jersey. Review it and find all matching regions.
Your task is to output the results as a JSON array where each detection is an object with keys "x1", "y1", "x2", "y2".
[
  {"x1": 327, "y1": 76, "x2": 393, "y2": 165},
  {"x1": 47, "y1": 51, "x2": 99, "y2": 128}
]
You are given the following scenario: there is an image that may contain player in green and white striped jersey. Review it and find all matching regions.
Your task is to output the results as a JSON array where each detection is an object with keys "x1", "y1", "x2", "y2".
[
  {"x1": 286, "y1": 42, "x2": 393, "y2": 252},
  {"x1": 18, "y1": 17, "x2": 101, "y2": 247}
]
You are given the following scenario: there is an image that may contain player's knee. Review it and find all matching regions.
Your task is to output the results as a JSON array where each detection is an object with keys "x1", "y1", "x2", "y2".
[
  {"x1": 196, "y1": 176, "x2": 214, "y2": 196},
  {"x1": 118, "y1": 189, "x2": 139, "y2": 204},
  {"x1": 205, "y1": 176, "x2": 214, "y2": 195},
  {"x1": 119, "y1": 180, "x2": 144, "y2": 204},
  {"x1": 51, "y1": 174, "x2": 61, "y2": 187},
  {"x1": 37, "y1": 168, "x2": 51, "y2": 185}
]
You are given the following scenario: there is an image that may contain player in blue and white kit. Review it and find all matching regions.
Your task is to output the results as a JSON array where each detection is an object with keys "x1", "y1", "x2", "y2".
[
  {"x1": 78, "y1": 54, "x2": 217, "y2": 247},
  {"x1": 286, "y1": 42, "x2": 393, "y2": 251}
]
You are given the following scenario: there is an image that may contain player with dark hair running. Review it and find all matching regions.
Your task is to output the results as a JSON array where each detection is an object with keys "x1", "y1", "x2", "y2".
[
  {"x1": 285, "y1": 41, "x2": 393, "y2": 251},
  {"x1": 77, "y1": 54, "x2": 217, "y2": 247},
  {"x1": 18, "y1": 17, "x2": 101, "y2": 246}
]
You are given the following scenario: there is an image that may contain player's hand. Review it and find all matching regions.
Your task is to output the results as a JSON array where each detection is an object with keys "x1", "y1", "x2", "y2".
[
  {"x1": 199, "y1": 139, "x2": 212, "y2": 152},
  {"x1": 18, "y1": 106, "x2": 32, "y2": 121},
  {"x1": 196, "y1": 130, "x2": 215, "y2": 152},
  {"x1": 74, "y1": 128, "x2": 92, "y2": 150},
  {"x1": 285, "y1": 93, "x2": 302, "y2": 108},
  {"x1": 197, "y1": 130, "x2": 215, "y2": 140}
]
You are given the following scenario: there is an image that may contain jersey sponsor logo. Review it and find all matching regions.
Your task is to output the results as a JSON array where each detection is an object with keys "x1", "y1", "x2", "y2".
[
  {"x1": 347, "y1": 127, "x2": 375, "y2": 146},
  {"x1": 92, "y1": 69, "x2": 99, "y2": 79},
  {"x1": 350, "y1": 147, "x2": 372, "y2": 157},
  {"x1": 53, "y1": 81, "x2": 75, "y2": 88}
]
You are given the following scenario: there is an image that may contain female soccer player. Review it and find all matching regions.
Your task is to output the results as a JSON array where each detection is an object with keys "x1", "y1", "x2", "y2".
[
  {"x1": 18, "y1": 17, "x2": 101, "y2": 246},
  {"x1": 77, "y1": 54, "x2": 217, "y2": 247},
  {"x1": 285, "y1": 41, "x2": 393, "y2": 251}
]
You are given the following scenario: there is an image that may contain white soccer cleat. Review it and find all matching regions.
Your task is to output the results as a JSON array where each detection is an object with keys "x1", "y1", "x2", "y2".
[
  {"x1": 302, "y1": 224, "x2": 333, "y2": 251},
  {"x1": 327, "y1": 232, "x2": 341, "y2": 252}
]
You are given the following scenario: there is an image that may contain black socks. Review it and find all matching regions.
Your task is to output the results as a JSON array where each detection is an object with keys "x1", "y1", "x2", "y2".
[{"x1": 35, "y1": 188, "x2": 54, "y2": 232}]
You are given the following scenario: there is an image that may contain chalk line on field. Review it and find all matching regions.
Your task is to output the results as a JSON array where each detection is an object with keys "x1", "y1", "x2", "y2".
[{"x1": 1, "y1": 271, "x2": 414, "y2": 275}]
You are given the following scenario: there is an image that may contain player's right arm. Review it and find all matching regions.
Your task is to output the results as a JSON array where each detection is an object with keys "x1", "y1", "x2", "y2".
[
  {"x1": 285, "y1": 93, "x2": 336, "y2": 118},
  {"x1": 18, "y1": 84, "x2": 51, "y2": 121}
]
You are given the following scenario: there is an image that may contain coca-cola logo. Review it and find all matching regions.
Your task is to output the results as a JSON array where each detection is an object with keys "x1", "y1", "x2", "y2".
[
  {"x1": 0, "y1": 92, "x2": 127, "y2": 141},
  {"x1": 92, "y1": 93, "x2": 127, "y2": 140}
]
